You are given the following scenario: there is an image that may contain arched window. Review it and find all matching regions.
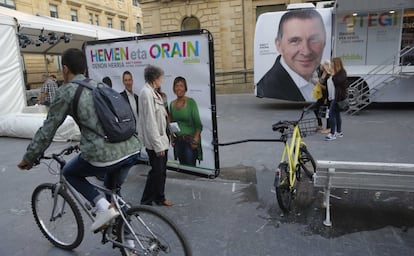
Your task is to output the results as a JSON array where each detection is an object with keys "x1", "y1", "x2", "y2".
[
  {"x1": 181, "y1": 16, "x2": 200, "y2": 31},
  {"x1": 136, "y1": 23, "x2": 142, "y2": 34}
]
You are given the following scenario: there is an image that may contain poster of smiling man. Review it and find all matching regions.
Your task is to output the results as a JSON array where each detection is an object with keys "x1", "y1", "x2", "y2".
[
  {"x1": 254, "y1": 8, "x2": 332, "y2": 102},
  {"x1": 84, "y1": 30, "x2": 219, "y2": 177}
]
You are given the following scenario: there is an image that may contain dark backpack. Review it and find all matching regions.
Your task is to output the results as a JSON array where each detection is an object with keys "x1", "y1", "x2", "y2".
[{"x1": 72, "y1": 79, "x2": 136, "y2": 143}]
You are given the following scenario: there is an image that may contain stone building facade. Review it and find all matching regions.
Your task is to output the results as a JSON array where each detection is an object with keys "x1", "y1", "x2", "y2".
[
  {"x1": 138, "y1": 0, "x2": 300, "y2": 93},
  {"x1": 5, "y1": 0, "x2": 311, "y2": 92}
]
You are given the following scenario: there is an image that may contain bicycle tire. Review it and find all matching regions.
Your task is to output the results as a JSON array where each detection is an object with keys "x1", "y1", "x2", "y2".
[
  {"x1": 31, "y1": 183, "x2": 84, "y2": 250},
  {"x1": 117, "y1": 205, "x2": 192, "y2": 256},
  {"x1": 299, "y1": 145, "x2": 316, "y2": 179},
  {"x1": 275, "y1": 163, "x2": 293, "y2": 213}
]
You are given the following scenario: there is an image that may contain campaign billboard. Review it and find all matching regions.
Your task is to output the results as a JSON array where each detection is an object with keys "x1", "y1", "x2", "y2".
[
  {"x1": 84, "y1": 30, "x2": 219, "y2": 177},
  {"x1": 254, "y1": 8, "x2": 332, "y2": 101}
]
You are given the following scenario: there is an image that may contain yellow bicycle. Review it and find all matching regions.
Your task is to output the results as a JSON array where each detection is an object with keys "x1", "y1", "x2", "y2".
[{"x1": 272, "y1": 104, "x2": 317, "y2": 212}]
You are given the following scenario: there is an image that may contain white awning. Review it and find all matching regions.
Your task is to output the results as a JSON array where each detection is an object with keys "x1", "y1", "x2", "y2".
[{"x1": 0, "y1": 6, "x2": 138, "y2": 55}]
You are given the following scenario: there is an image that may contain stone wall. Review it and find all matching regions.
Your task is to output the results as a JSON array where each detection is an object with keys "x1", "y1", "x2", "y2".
[{"x1": 139, "y1": 0, "x2": 293, "y2": 93}]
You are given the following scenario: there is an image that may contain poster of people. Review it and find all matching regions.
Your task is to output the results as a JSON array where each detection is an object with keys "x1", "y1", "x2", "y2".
[
  {"x1": 254, "y1": 8, "x2": 332, "y2": 101},
  {"x1": 84, "y1": 31, "x2": 218, "y2": 177}
]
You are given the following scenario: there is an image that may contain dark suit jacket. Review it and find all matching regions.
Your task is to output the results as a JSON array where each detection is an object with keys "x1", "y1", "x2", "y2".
[
  {"x1": 256, "y1": 55, "x2": 305, "y2": 101},
  {"x1": 120, "y1": 90, "x2": 139, "y2": 117}
]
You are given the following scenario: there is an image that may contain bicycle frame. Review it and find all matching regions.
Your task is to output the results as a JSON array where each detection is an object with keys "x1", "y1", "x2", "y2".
[
  {"x1": 48, "y1": 163, "x2": 141, "y2": 251},
  {"x1": 279, "y1": 125, "x2": 306, "y2": 189}
]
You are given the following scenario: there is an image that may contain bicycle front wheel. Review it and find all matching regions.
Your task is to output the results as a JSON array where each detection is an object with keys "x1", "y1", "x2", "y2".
[
  {"x1": 117, "y1": 205, "x2": 191, "y2": 256},
  {"x1": 31, "y1": 183, "x2": 84, "y2": 250},
  {"x1": 299, "y1": 145, "x2": 316, "y2": 179}
]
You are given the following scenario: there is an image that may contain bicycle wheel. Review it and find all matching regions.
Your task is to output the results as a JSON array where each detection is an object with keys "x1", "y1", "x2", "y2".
[
  {"x1": 299, "y1": 145, "x2": 316, "y2": 179},
  {"x1": 117, "y1": 205, "x2": 191, "y2": 256},
  {"x1": 31, "y1": 183, "x2": 84, "y2": 250},
  {"x1": 275, "y1": 163, "x2": 293, "y2": 213}
]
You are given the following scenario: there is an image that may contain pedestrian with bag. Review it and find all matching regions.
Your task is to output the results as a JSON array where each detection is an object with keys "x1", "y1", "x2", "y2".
[
  {"x1": 325, "y1": 57, "x2": 348, "y2": 141},
  {"x1": 315, "y1": 60, "x2": 332, "y2": 134},
  {"x1": 138, "y1": 65, "x2": 173, "y2": 206}
]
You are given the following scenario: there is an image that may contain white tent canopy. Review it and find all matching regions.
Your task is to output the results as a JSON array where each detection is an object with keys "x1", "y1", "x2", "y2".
[
  {"x1": 0, "y1": 6, "x2": 138, "y2": 55},
  {"x1": 0, "y1": 6, "x2": 138, "y2": 141}
]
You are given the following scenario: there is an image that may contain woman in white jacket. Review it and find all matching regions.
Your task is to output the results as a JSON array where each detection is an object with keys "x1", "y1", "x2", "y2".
[{"x1": 138, "y1": 65, "x2": 173, "y2": 206}]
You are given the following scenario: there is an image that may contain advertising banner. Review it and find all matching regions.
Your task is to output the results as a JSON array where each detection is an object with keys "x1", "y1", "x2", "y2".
[
  {"x1": 84, "y1": 30, "x2": 218, "y2": 177},
  {"x1": 336, "y1": 10, "x2": 403, "y2": 65},
  {"x1": 254, "y1": 8, "x2": 332, "y2": 101}
]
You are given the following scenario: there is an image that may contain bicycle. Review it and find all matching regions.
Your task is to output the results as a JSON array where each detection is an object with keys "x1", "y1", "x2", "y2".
[
  {"x1": 217, "y1": 104, "x2": 317, "y2": 213},
  {"x1": 272, "y1": 104, "x2": 317, "y2": 213},
  {"x1": 30, "y1": 144, "x2": 192, "y2": 256}
]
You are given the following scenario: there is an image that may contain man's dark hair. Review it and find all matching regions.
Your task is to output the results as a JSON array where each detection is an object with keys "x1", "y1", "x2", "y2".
[
  {"x1": 102, "y1": 76, "x2": 112, "y2": 87},
  {"x1": 122, "y1": 70, "x2": 133, "y2": 81},
  {"x1": 61, "y1": 48, "x2": 87, "y2": 75},
  {"x1": 276, "y1": 9, "x2": 326, "y2": 41},
  {"x1": 144, "y1": 65, "x2": 164, "y2": 83}
]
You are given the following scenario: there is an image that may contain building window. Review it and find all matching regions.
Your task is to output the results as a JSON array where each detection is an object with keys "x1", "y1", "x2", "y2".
[
  {"x1": 89, "y1": 13, "x2": 93, "y2": 24},
  {"x1": 181, "y1": 16, "x2": 200, "y2": 31},
  {"x1": 50, "y1": 4, "x2": 58, "y2": 18},
  {"x1": 95, "y1": 15, "x2": 99, "y2": 26},
  {"x1": 132, "y1": 0, "x2": 140, "y2": 7},
  {"x1": 71, "y1": 9, "x2": 78, "y2": 22},
  {"x1": 0, "y1": 0, "x2": 16, "y2": 8},
  {"x1": 120, "y1": 20, "x2": 126, "y2": 31},
  {"x1": 107, "y1": 18, "x2": 113, "y2": 28},
  {"x1": 136, "y1": 23, "x2": 142, "y2": 34}
]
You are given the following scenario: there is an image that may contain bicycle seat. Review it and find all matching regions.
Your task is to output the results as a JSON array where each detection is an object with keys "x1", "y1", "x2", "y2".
[{"x1": 272, "y1": 121, "x2": 289, "y2": 132}]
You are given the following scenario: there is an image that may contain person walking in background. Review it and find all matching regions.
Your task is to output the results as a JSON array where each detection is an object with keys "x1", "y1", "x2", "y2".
[
  {"x1": 138, "y1": 65, "x2": 172, "y2": 207},
  {"x1": 38, "y1": 73, "x2": 58, "y2": 106},
  {"x1": 169, "y1": 76, "x2": 203, "y2": 166},
  {"x1": 314, "y1": 60, "x2": 331, "y2": 134},
  {"x1": 50, "y1": 74, "x2": 62, "y2": 87},
  {"x1": 102, "y1": 76, "x2": 112, "y2": 88},
  {"x1": 325, "y1": 57, "x2": 348, "y2": 141}
]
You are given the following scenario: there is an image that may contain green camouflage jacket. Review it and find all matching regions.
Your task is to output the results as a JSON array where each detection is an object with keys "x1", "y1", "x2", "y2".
[{"x1": 23, "y1": 74, "x2": 142, "y2": 164}]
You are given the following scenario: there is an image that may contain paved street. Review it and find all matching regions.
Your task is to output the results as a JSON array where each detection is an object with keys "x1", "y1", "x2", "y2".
[{"x1": 1, "y1": 94, "x2": 414, "y2": 255}]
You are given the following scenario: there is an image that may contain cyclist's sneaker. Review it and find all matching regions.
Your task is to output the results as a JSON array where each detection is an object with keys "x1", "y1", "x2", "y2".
[
  {"x1": 91, "y1": 205, "x2": 120, "y2": 232},
  {"x1": 126, "y1": 239, "x2": 135, "y2": 248},
  {"x1": 335, "y1": 132, "x2": 344, "y2": 138},
  {"x1": 324, "y1": 133, "x2": 336, "y2": 141}
]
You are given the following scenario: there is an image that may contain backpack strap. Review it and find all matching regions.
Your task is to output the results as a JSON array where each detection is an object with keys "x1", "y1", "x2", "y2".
[
  {"x1": 71, "y1": 79, "x2": 106, "y2": 139},
  {"x1": 72, "y1": 79, "x2": 92, "y2": 121}
]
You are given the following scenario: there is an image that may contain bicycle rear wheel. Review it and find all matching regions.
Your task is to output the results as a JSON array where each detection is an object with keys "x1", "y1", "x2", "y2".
[
  {"x1": 299, "y1": 145, "x2": 316, "y2": 179},
  {"x1": 275, "y1": 163, "x2": 293, "y2": 213},
  {"x1": 31, "y1": 183, "x2": 84, "y2": 250},
  {"x1": 117, "y1": 205, "x2": 191, "y2": 256}
]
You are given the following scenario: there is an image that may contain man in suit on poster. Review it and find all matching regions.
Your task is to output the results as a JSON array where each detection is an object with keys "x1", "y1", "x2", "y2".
[
  {"x1": 120, "y1": 70, "x2": 139, "y2": 128},
  {"x1": 256, "y1": 9, "x2": 326, "y2": 101}
]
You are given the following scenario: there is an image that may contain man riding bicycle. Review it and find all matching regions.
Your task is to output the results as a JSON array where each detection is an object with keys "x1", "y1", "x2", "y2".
[{"x1": 17, "y1": 48, "x2": 142, "y2": 232}]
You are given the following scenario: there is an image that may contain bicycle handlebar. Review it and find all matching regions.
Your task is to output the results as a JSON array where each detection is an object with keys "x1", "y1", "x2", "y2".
[{"x1": 34, "y1": 144, "x2": 80, "y2": 166}]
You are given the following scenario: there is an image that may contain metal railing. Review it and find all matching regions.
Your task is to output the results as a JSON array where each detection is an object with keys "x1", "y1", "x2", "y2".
[{"x1": 346, "y1": 46, "x2": 414, "y2": 115}]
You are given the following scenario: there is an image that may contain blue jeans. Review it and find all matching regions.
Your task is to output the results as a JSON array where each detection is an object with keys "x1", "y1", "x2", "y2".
[
  {"x1": 63, "y1": 153, "x2": 140, "y2": 205},
  {"x1": 329, "y1": 100, "x2": 342, "y2": 135},
  {"x1": 175, "y1": 136, "x2": 197, "y2": 166}
]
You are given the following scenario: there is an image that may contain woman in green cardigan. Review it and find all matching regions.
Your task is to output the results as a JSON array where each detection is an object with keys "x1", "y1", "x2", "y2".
[{"x1": 169, "y1": 76, "x2": 203, "y2": 166}]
